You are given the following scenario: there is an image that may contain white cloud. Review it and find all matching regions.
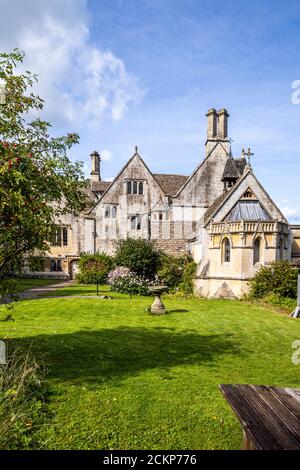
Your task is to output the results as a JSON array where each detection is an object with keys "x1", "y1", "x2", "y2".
[
  {"x1": 101, "y1": 149, "x2": 112, "y2": 161},
  {"x1": 281, "y1": 204, "x2": 300, "y2": 222},
  {"x1": 0, "y1": 0, "x2": 144, "y2": 128}
]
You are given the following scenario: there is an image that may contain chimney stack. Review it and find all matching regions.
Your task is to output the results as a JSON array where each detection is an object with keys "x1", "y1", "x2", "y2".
[
  {"x1": 206, "y1": 108, "x2": 218, "y2": 139},
  {"x1": 217, "y1": 108, "x2": 229, "y2": 139},
  {"x1": 90, "y1": 151, "x2": 101, "y2": 182}
]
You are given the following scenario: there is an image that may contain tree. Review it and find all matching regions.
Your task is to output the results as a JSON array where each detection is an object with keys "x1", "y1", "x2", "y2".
[
  {"x1": 76, "y1": 253, "x2": 114, "y2": 284},
  {"x1": 0, "y1": 50, "x2": 88, "y2": 295},
  {"x1": 114, "y1": 238, "x2": 160, "y2": 279}
]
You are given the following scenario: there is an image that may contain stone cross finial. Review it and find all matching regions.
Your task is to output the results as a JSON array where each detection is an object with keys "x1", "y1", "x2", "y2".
[
  {"x1": 241, "y1": 148, "x2": 246, "y2": 158},
  {"x1": 246, "y1": 147, "x2": 254, "y2": 165}
]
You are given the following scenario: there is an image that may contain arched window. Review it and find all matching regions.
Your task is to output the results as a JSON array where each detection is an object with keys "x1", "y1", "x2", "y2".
[
  {"x1": 57, "y1": 259, "x2": 62, "y2": 272},
  {"x1": 50, "y1": 260, "x2": 57, "y2": 272},
  {"x1": 62, "y1": 227, "x2": 68, "y2": 246},
  {"x1": 253, "y1": 237, "x2": 261, "y2": 264},
  {"x1": 222, "y1": 237, "x2": 231, "y2": 263}
]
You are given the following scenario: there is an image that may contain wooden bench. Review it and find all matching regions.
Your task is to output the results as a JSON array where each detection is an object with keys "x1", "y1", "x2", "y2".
[{"x1": 220, "y1": 384, "x2": 300, "y2": 450}]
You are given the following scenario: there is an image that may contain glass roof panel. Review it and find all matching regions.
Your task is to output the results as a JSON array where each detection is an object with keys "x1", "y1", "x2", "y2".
[{"x1": 226, "y1": 201, "x2": 271, "y2": 221}]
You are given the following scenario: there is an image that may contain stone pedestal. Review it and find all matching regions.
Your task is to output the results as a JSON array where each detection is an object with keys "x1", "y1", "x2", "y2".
[{"x1": 150, "y1": 294, "x2": 166, "y2": 315}]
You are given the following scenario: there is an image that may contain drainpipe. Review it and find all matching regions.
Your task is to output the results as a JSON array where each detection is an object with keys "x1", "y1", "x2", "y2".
[{"x1": 93, "y1": 219, "x2": 97, "y2": 254}]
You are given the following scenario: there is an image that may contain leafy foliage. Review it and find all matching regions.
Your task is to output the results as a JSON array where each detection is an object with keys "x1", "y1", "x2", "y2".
[
  {"x1": 28, "y1": 256, "x2": 46, "y2": 272},
  {"x1": 260, "y1": 293, "x2": 297, "y2": 311},
  {"x1": 248, "y1": 261, "x2": 298, "y2": 299},
  {"x1": 178, "y1": 259, "x2": 197, "y2": 294},
  {"x1": 157, "y1": 254, "x2": 196, "y2": 294},
  {"x1": 0, "y1": 49, "x2": 87, "y2": 294},
  {"x1": 157, "y1": 253, "x2": 185, "y2": 288},
  {"x1": 76, "y1": 253, "x2": 114, "y2": 284},
  {"x1": 114, "y1": 238, "x2": 160, "y2": 279}
]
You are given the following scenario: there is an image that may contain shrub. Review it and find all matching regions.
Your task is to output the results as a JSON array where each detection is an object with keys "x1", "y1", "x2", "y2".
[
  {"x1": 179, "y1": 260, "x2": 197, "y2": 294},
  {"x1": 114, "y1": 238, "x2": 160, "y2": 279},
  {"x1": 76, "y1": 253, "x2": 114, "y2": 284},
  {"x1": 157, "y1": 254, "x2": 185, "y2": 288},
  {"x1": 0, "y1": 346, "x2": 49, "y2": 449},
  {"x1": 157, "y1": 254, "x2": 196, "y2": 294},
  {"x1": 28, "y1": 256, "x2": 46, "y2": 272},
  {"x1": 261, "y1": 293, "x2": 297, "y2": 311},
  {"x1": 107, "y1": 266, "x2": 151, "y2": 296},
  {"x1": 248, "y1": 261, "x2": 298, "y2": 299}
]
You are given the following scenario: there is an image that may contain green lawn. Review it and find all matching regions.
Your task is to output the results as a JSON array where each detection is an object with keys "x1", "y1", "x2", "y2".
[{"x1": 1, "y1": 286, "x2": 300, "y2": 450}]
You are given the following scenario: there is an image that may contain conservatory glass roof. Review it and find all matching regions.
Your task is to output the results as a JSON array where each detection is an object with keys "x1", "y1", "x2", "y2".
[{"x1": 226, "y1": 200, "x2": 272, "y2": 221}]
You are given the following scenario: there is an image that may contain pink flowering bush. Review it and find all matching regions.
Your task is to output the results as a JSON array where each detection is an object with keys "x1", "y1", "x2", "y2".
[{"x1": 107, "y1": 266, "x2": 156, "y2": 296}]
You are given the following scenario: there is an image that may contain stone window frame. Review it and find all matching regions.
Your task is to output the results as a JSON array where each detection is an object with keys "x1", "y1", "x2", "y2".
[
  {"x1": 52, "y1": 226, "x2": 69, "y2": 247},
  {"x1": 222, "y1": 236, "x2": 231, "y2": 264},
  {"x1": 62, "y1": 227, "x2": 68, "y2": 246},
  {"x1": 253, "y1": 236, "x2": 263, "y2": 265},
  {"x1": 104, "y1": 205, "x2": 117, "y2": 219},
  {"x1": 130, "y1": 214, "x2": 142, "y2": 230},
  {"x1": 50, "y1": 258, "x2": 63, "y2": 272},
  {"x1": 126, "y1": 179, "x2": 144, "y2": 195}
]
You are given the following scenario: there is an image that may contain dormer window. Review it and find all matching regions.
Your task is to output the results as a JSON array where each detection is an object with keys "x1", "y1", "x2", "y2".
[{"x1": 127, "y1": 180, "x2": 143, "y2": 195}]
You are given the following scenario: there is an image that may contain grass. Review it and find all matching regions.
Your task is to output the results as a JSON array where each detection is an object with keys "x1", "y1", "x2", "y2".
[
  {"x1": 1, "y1": 284, "x2": 300, "y2": 450},
  {"x1": 0, "y1": 347, "x2": 48, "y2": 449}
]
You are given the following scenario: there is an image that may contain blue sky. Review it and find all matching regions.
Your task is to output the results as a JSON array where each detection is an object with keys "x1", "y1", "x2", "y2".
[{"x1": 1, "y1": 0, "x2": 300, "y2": 221}]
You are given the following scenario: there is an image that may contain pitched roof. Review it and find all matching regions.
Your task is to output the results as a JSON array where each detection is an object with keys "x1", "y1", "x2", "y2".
[
  {"x1": 174, "y1": 140, "x2": 229, "y2": 197},
  {"x1": 153, "y1": 173, "x2": 189, "y2": 196},
  {"x1": 90, "y1": 180, "x2": 111, "y2": 193},
  {"x1": 203, "y1": 191, "x2": 229, "y2": 226},
  {"x1": 234, "y1": 157, "x2": 247, "y2": 175},
  {"x1": 204, "y1": 168, "x2": 288, "y2": 227},
  {"x1": 221, "y1": 156, "x2": 240, "y2": 181}
]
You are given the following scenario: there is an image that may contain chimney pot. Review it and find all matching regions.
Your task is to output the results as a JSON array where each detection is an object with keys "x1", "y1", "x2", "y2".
[
  {"x1": 217, "y1": 109, "x2": 229, "y2": 139},
  {"x1": 90, "y1": 150, "x2": 101, "y2": 182},
  {"x1": 206, "y1": 108, "x2": 218, "y2": 139}
]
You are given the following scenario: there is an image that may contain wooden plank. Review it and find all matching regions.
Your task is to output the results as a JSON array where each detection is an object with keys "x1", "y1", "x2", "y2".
[
  {"x1": 220, "y1": 385, "x2": 283, "y2": 449},
  {"x1": 220, "y1": 384, "x2": 300, "y2": 450},
  {"x1": 241, "y1": 386, "x2": 300, "y2": 449}
]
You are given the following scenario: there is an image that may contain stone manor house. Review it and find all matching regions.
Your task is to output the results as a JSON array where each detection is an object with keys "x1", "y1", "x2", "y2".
[{"x1": 31, "y1": 108, "x2": 300, "y2": 298}]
